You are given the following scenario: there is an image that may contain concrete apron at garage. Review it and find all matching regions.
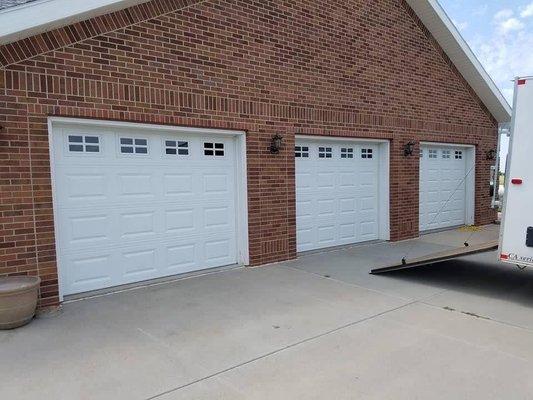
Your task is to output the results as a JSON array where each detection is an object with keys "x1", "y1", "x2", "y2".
[{"x1": 4, "y1": 224, "x2": 533, "y2": 399}]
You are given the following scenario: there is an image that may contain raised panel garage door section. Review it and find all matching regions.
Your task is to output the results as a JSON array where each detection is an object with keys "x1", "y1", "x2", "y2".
[
  {"x1": 419, "y1": 145, "x2": 468, "y2": 231},
  {"x1": 296, "y1": 139, "x2": 382, "y2": 252},
  {"x1": 51, "y1": 122, "x2": 241, "y2": 296}
]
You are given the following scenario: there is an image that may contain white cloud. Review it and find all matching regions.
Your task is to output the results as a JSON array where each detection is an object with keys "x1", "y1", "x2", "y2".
[
  {"x1": 521, "y1": 2, "x2": 533, "y2": 18},
  {"x1": 497, "y1": 17, "x2": 525, "y2": 33},
  {"x1": 492, "y1": 8, "x2": 525, "y2": 35},
  {"x1": 494, "y1": 9, "x2": 514, "y2": 21}
]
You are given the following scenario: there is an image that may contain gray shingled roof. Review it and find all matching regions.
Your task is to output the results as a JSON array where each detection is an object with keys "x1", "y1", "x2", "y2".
[{"x1": 0, "y1": 0, "x2": 38, "y2": 10}]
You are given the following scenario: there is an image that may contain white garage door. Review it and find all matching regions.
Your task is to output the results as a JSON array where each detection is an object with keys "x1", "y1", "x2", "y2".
[
  {"x1": 51, "y1": 123, "x2": 240, "y2": 296},
  {"x1": 419, "y1": 145, "x2": 467, "y2": 231},
  {"x1": 296, "y1": 140, "x2": 381, "y2": 252}
]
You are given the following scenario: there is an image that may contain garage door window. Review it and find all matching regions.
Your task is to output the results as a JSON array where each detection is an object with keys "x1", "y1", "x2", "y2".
[
  {"x1": 295, "y1": 146, "x2": 309, "y2": 158},
  {"x1": 318, "y1": 147, "x2": 332, "y2": 158},
  {"x1": 361, "y1": 148, "x2": 373, "y2": 159},
  {"x1": 68, "y1": 135, "x2": 100, "y2": 153},
  {"x1": 204, "y1": 142, "x2": 224, "y2": 157},
  {"x1": 341, "y1": 148, "x2": 354, "y2": 159},
  {"x1": 428, "y1": 149, "x2": 438, "y2": 159},
  {"x1": 442, "y1": 150, "x2": 451, "y2": 159},
  {"x1": 165, "y1": 140, "x2": 189, "y2": 156},
  {"x1": 120, "y1": 138, "x2": 148, "y2": 154},
  {"x1": 455, "y1": 150, "x2": 463, "y2": 159}
]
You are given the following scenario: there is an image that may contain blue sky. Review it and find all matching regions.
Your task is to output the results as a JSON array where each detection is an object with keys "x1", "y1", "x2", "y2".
[{"x1": 439, "y1": 0, "x2": 533, "y2": 103}]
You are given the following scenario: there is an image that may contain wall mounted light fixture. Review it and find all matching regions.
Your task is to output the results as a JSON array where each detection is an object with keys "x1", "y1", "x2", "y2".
[
  {"x1": 486, "y1": 149, "x2": 496, "y2": 160},
  {"x1": 403, "y1": 141, "x2": 416, "y2": 157},
  {"x1": 269, "y1": 134, "x2": 283, "y2": 154}
]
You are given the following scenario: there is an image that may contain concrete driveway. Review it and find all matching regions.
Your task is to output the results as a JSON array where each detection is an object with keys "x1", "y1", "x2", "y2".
[{"x1": 2, "y1": 226, "x2": 533, "y2": 399}]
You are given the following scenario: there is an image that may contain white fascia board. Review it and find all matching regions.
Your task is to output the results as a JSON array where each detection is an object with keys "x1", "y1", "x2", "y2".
[
  {"x1": 0, "y1": 0, "x2": 150, "y2": 45},
  {"x1": 406, "y1": 0, "x2": 512, "y2": 123}
]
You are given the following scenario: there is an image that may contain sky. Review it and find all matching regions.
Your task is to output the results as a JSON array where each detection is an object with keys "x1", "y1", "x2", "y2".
[
  {"x1": 439, "y1": 0, "x2": 533, "y2": 102},
  {"x1": 439, "y1": 0, "x2": 533, "y2": 168}
]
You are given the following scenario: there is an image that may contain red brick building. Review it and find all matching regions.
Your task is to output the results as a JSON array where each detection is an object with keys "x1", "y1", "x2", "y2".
[{"x1": 0, "y1": 0, "x2": 511, "y2": 307}]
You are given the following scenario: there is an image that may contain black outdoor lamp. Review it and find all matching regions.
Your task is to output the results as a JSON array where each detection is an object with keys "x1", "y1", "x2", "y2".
[
  {"x1": 269, "y1": 134, "x2": 283, "y2": 154},
  {"x1": 486, "y1": 149, "x2": 496, "y2": 160},
  {"x1": 403, "y1": 141, "x2": 416, "y2": 157}
]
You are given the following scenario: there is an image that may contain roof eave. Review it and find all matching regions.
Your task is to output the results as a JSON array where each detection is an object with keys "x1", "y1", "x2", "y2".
[{"x1": 0, "y1": 0, "x2": 150, "y2": 46}]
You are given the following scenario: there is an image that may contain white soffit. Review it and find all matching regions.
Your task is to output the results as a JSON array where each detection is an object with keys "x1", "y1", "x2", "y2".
[
  {"x1": 406, "y1": 0, "x2": 512, "y2": 123},
  {"x1": 0, "y1": 0, "x2": 150, "y2": 45}
]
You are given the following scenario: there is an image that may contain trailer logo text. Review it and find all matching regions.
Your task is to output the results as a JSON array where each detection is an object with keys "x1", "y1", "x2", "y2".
[{"x1": 501, "y1": 253, "x2": 533, "y2": 265}]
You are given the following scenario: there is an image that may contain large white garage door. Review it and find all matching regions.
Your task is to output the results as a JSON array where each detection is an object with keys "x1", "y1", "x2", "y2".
[
  {"x1": 419, "y1": 145, "x2": 467, "y2": 231},
  {"x1": 51, "y1": 123, "x2": 239, "y2": 296},
  {"x1": 296, "y1": 140, "x2": 381, "y2": 252}
]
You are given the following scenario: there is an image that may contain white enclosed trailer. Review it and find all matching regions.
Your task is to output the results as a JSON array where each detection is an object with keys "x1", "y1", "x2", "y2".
[{"x1": 499, "y1": 76, "x2": 533, "y2": 267}]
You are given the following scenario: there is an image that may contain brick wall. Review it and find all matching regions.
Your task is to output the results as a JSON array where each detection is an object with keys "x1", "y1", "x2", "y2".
[{"x1": 0, "y1": 0, "x2": 498, "y2": 306}]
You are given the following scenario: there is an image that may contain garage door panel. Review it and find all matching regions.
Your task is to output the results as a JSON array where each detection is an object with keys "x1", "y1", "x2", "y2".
[
  {"x1": 296, "y1": 199, "x2": 313, "y2": 218},
  {"x1": 118, "y1": 173, "x2": 156, "y2": 199},
  {"x1": 339, "y1": 172, "x2": 357, "y2": 188},
  {"x1": 62, "y1": 172, "x2": 108, "y2": 203},
  {"x1": 119, "y1": 210, "x2": 157, "y2": 239},
  {"x1": 360, "y1": 196, "x2": 377, "y2": 212},
  {"x1": 165, "y1": 243, "x2": 196, "y2": 272},
  {"x1": 164, "y1": 173, "x2": 194, "y2": 196},
  {"x1": 52, "y1": 125, "x2": 240, "y2": 296},
  {"x1": 204, "y1": 206, "x2": 233, "y2": 231},
  {"x1": 165, "y1": 208, "x2": 195, "y2": 233},
  {"x1": 317, "y1": 199, "x2": 336, "y2": 217},
  {"x1": 66, "y1": 213, "x2": 111, "y2": 245},
  {"x1": 296, "y1": 139, "x2": 382, "y2": 252},
  {"x1": 317, "y1": 225, "x2": 336, "y2": 246},
  {"x1": 296, "y1": 172, "x2": 314, "y2": 189},
  {"x1": 360, "y1": 222, "x2": 378, "y2": 238},
  {"x1": 204, "y1": 239, "x2": 235, "y2": 265},
  {"x1": 203, "y1": 172, "x2": 231, "y2": 194},
  {"x1": 339, "y1": 223, "x2": 357, "y2": 240},
  {"x1": 339, "y1": 198, "x2": 357, "y2": 213},
  {"x1": 66, "y1": 253, "x2": 114, "y2": 293},
  {"x1": 317, "y1": 173, "x2": 335, "y2": 189},
  {"x1": 296, "y1": 229, "x2": 314, "y2": 250},
  {"x1": 122, "y1": 248, "x2": 158, "y2": 278}
]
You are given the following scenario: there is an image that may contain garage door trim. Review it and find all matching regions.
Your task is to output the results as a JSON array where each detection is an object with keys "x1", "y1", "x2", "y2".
[
  {"x1": 419, "y1": 141, "x2": 475, "y2": 231},
  {"x1": 48, "y1": 117, "x2": 249, "y2": 300},
  {"x1": 295, "y1": 135, "x2": 390, "y2": 250}
]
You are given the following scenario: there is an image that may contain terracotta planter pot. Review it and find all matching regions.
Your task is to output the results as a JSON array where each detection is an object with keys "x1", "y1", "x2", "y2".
[{"x1": 0, "y1": 276, "x2": 41, "y2": 330}]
